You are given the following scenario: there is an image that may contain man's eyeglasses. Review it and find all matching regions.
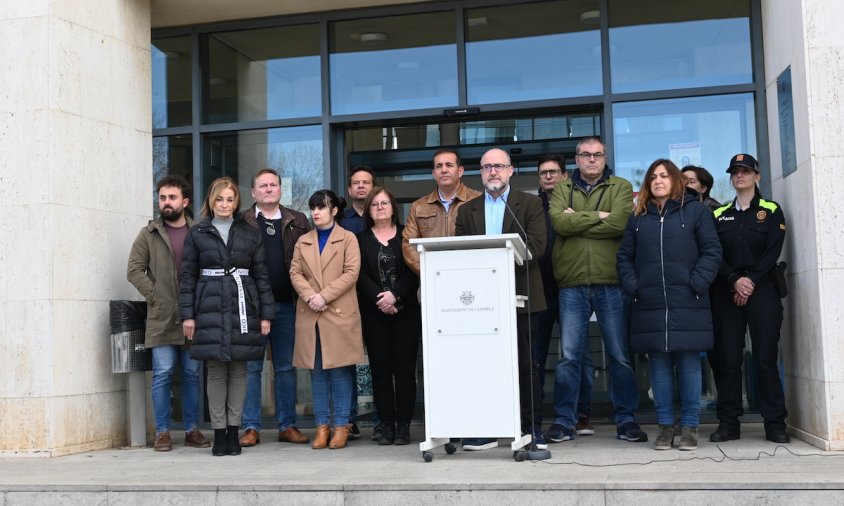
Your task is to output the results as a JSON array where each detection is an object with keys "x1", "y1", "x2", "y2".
[
  {"x1": 370, "y1": 200, "x2": 391, "y2": 209},
  {"x1": 480, "y1": 163, "x2": 511, "y2": 173},
  {"x1": 576, "y1": 152, "x2": 606, "y2": 160},
  {"x1": 539, "y1": 169, "x2": 562, "y2": 177}
]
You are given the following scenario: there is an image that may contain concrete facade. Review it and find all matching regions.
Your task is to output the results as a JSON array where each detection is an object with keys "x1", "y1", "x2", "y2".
[
  {"x1": 762, "y1": 0, "x2": 844, "y2": 450},
  {"x1": 0, "y1": 0, "x2": 843, "y2": 457},
  {"x1": 0, "y1": 1, "x2": 152, "y2": 456}
]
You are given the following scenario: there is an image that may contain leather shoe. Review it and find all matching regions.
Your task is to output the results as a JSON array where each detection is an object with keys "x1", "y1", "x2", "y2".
[
  {"x1": 766, "y1": 430, "x2": 790, "y2": 443},
  {"x1": 709, "y1": 426, "x2": 741, "y2": 442},
  {"x1": 329, "y1": 426, "x2": 350, "y2": 449},
  {"x1": 153, "y1": 431, "x2": 172, "y2": 452},
  {"x1": 278, "y1": 426, "x2": 309, "y2": 444},
  {"x1": 312, "y1": 424, "x2": 330, "y2": 449},
  {"x1": 184, "y1": 428, "x2": 210, "y2": 448},
  {"x1": 239, "y1": 428, "x2": 260, "y2": 447}
]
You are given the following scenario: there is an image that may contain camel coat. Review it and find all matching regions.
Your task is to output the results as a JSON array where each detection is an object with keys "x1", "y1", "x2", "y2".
[{"x1": 290, "y1": 225, "x2": 364, "y2": 369}]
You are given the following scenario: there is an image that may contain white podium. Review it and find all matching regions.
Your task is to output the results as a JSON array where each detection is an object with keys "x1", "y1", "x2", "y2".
[{"x1": 411, "y1": 233, "x2": 532, "y2": 461}]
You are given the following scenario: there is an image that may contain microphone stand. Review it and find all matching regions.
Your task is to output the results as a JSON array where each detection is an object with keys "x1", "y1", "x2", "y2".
[{"x1": 504, "y1": 197, "x2": 552, "y2": 461}]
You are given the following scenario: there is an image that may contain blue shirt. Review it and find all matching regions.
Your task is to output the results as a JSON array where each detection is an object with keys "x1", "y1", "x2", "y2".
[
  {"x1": 483, "y1": 186, "x2": 510, "y2": 235},
  {"x1": 317, "y1": 225, "x2": 334, "y2": 254},
  {"x1": 342, "y1": 208, "x2": 364, "y2": 234}
]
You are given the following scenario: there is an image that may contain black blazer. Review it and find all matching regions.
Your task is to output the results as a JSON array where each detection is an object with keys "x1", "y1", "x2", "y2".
[
  {"x1": 356, "y1": 224, "x2": 420, "y2": 320},
  {"x1": 455, "y1": 190, "x2": 547, "y2": 313}
]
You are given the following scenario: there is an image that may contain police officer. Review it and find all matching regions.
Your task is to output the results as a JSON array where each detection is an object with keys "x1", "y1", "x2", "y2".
[{"x1": 708, "y1": 154, "x2": 789, "y2": 444}]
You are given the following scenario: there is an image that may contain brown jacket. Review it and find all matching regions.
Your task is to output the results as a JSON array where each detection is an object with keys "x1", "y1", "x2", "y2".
[
  {"x1": 290, "y1": 225, "x2": 364, "y2": 370},
  {"x1": 401, "y1": 181, "x2": 482, "y2": 274}
]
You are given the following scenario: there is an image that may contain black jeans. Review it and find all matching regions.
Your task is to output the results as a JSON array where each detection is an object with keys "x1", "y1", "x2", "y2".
[
  {"x1": 709, "y1": 281, "x2": 787, "y2": 432},
  {"x1": 362, "y1": 310, "x2": 421, "y2": 426}
]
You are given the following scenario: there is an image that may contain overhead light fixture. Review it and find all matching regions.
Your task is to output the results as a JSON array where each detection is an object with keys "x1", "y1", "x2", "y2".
[
  {"x1": 467, "y1": 17, "x2": 488, "y2": 27},
  {"x1": 359, "y1": 32, "x2": 387, "y2": 45},
  {"x1": 579, "y1": 10, "x2": 600, "y2": 24}
]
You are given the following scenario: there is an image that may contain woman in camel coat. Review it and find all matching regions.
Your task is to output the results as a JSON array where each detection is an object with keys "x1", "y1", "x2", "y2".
[{"x1": 290, "y1": 189, "x2": 364, "y2": 450}]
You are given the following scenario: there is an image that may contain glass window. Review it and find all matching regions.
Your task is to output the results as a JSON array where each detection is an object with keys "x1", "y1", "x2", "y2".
[
  {"x1": 330, "y1": 12, "x2": 458, "y2": 115},
  {"x1": 152, "y1": 37, "x2": 192, "y2": 129},
  {"x1": 152, "y1": 135, "x2": 193, "y2": 214},
  {"x1": 609, "y1": 0, "x2": 752, "y2": 93},
  {"x1": 612, "y1": 93, "x2": 757, "y2": 204},
  {"x1": 466, "y1": 0, "x2": 603, "y2": 104},
  {"x1": 203, "y1": 25, "x2": 321, "y2": 124},
  {"x1": 202, "y1": 125, "x2": 324, "y2": 214}
]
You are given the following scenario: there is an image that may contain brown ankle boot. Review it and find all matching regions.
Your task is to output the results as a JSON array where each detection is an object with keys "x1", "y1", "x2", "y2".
[
  {"x1": 329, "y1": 426, "x2": 350, "y2": 449},
  {"x1": 312, "y1": 424, "x2": 330, "y2": 449}
]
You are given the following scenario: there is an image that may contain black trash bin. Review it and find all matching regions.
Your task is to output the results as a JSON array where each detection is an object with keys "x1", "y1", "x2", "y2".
[{"x1": 109, "y1": 300, "x2": 150, "y2": 373}]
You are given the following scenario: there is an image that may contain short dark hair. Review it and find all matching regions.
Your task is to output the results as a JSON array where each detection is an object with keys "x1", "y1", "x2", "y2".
[
  {"x1": 362, "y1": 186, "x2": 400, "y2": 229},
  {"x1": 537, "y1": 153, "x2": 565, "y2": 169},
  {"x1": 348, "y1": 165, "x2": 376, "y2": 187},
  {"x1": 308, "y1": 189, "x2": 347, "y2": 225},
  {"x1": 251, "y1": 168, "x2": 281, "y2": 188},
  {"x1": 575, "y1": 136, "x2": 605, "y2": 155},
  {"x1": 433, "y1": 148, "x2": 462, "y2": 168},
  {"x1": 681, "y1": 165, "x2": 715, "y2": 200},
  {"x1": 155, "y1": 174, "x2": 191, "y2": 201}
]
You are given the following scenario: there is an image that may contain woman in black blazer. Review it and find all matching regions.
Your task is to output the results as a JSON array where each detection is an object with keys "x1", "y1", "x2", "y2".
[{"x1": 356, "y1": 187, "x2": 421, "y2": 446}]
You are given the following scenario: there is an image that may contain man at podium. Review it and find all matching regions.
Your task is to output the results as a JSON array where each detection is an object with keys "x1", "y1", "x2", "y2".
[{"x1": 455, "y1": 147, "x2": 547, "y2": 451}]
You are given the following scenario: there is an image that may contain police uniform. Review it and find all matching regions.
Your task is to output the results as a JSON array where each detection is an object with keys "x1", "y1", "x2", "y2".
[{"x1": 709, "y1": 156, "x2": 788, "y2": 441}]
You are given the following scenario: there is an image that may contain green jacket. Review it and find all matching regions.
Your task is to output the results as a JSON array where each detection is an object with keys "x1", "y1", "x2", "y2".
[
  {"x1": 549, "y1": 170, "x2": 633, "y2": 288},
  {"x1": 127, "y1": 216, "x2": 194, "y2": 348}
]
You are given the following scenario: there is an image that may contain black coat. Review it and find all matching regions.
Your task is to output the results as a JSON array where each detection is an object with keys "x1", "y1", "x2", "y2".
[
  {"x1": 179, "y1": 215, "x2": 275, "y2": 361},
  {"x1": 616, "y1": 193, "x2": 722, "y2": 353},
  {"x1": 356, "y1": 224, "x2": 420, "y2": 321}
]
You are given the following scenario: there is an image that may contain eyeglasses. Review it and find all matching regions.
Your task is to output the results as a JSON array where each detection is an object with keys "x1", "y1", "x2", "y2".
[
  {"x1": 576, "y1": 152, "x2": 606, "y2": 160},
  {"x1": 370, "y1": 200, "x2": 391, "y2": 208},
  {"x1": 539, "y1": 169, "x2": 562, "y2": 177},
  {"x1": 480, "y1": 163, "x2": 511, "y2": 173}
]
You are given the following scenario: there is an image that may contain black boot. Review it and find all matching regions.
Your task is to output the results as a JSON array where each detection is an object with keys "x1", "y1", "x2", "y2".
[
  {"x1": 377, "y1": 423, "x2": 396, "y2": 445},
  {"x1": 212, "y1": 429, "x2": 226, "y2": 456},
  {"x1": 226, "y1": 426, "x2": 242, "y2": 455},
  {"x1": 394, "y1": 422, "x2": 410, "y2": 446}
]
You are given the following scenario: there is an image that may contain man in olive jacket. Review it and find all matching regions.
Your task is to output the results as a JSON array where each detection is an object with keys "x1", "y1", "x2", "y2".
[
  {"x1": 544, "y1": 137, "x2": 647, "y2": 444},
  {"x1": 127, "y1": 175, "x2": 209, "y2": 452}
]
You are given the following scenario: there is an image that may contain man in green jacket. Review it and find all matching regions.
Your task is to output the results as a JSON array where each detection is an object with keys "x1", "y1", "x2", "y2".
[
  {"x1": 543, "y1": 137, "x2": 647, "y2": 444},
  {"x1": 127, "y1": 175, "x2": 209, "y2": 452}
]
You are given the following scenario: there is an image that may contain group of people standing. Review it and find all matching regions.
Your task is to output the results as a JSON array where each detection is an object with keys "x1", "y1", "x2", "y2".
[{"x1": 127, "y1": 136, "x2": 789, "y2": 456}]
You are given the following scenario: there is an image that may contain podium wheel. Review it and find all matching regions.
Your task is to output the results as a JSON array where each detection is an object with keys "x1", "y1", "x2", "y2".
[
  {"x1": 513, "y1": 450, "x2": 526, "y2": 462},
  {"x1": 444, "y1": 443, "x2": 457, "y2": 455},
  {"x1": 422, "y1": 451, "x2": 434, "y2": 462}
]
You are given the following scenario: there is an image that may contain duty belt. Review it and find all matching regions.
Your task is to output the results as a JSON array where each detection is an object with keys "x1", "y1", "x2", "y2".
[{"x1": 201, "y1": 268, "x2": 250, "y2": 334}]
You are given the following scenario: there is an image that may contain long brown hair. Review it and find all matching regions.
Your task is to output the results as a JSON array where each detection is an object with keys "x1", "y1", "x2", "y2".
[{"x1": 634, "y1": 159, "x2": 687, "y2": 216}]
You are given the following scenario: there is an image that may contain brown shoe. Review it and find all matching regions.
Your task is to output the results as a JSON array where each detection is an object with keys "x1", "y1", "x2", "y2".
[
  {"x1": 239, "y1": 428, "x2": 260, "y2": 447},
  {"x1": 312, "y1": 424, "x2": 330, "y2": 449},
  {"x1": 153, "y1": 431, "x2": 172, "y2": 452},
  {"x1": 279, "y1": 426, "x2": 309, "y2": 444},
  {"x1": 184, "y1": 428, "x2": 210, "y2": 448},
  {"x1": 329, "y1": 426, "x2": 350, "y2": 449}
]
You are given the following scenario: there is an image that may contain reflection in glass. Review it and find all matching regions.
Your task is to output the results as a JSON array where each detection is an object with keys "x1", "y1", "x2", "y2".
[
  {"x1": 202, "y1": 125, "x2": 324, "y2": 214},
  {"x1": 330, "y1": 12, "x2": 458, "y2": 115},
  {"x1": 466, "y1": 1, "x2": 603, "y2": 104},
  {"x1": 152, "y1": 135, "x2": 193, "y2": 215},
  {"x1": 152, "y1": 37, "x2": 192, "y2": 128},
  {"x1": 609, "y1": 0, "x2": 752, "y2": 93},
  {"x1": 204, "y1": 25, "x2": 321, "y2": 124},
  {"x1": 612, "y1": 93, "x2": 756, "y2": 204}
]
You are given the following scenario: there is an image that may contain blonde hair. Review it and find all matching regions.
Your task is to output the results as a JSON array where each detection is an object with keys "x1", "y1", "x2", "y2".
[{"x1": 200, "y1": 177, "x2": 240, "y2": 217}]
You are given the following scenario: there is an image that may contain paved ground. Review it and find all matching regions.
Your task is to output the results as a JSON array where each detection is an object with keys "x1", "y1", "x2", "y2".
[{"x1": 2, "y1": 423, "x2": 844, "y2": 504}]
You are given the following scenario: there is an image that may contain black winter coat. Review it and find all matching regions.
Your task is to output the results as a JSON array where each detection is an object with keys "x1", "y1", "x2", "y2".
[
  {"x1": 179, "y1": 215, "x2": 275, "y2": 361},
  {"x1": 616, "y1": 193, "x2": 722, "y2": 353}
]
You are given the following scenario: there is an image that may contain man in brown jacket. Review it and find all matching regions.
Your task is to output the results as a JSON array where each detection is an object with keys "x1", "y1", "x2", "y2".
[
  {"x1": 127, "y1": 175, "x2": 210, "y2": 452},
  {"x1": 402, "y1": 149, "x2": 481, "y2": 274}
]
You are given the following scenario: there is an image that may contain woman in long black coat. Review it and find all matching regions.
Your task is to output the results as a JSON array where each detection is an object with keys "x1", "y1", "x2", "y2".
[
  {"x1": 617, "y1": 159, "x2": 721, "y2": 451},
  {"x1": 180, "y1": 176, "x2": 275, "y2": 456}
]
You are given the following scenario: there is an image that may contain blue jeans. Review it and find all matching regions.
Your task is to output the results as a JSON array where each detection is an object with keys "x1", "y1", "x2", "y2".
[
  {"x1": 151, "y1": 344, "x2": 202, "y2": 433},
  {"x1": 243, "y1": 303, "x2": 297, "y2": 431},
  {"x1": 553, "y1": 285, "x2": 638, "y2": 428},
  {"x1": 649, "y1": 351, "x2": 702, "y2": 427},
  {"x1": 311, "y1": 333, "x2": 354, "y2": 427},
  {"x1": 534, "y1": 290, "x2": 593, "y2": 426}
]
